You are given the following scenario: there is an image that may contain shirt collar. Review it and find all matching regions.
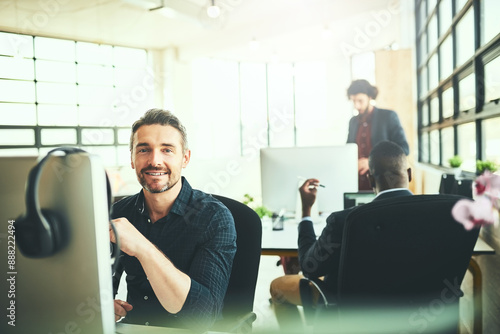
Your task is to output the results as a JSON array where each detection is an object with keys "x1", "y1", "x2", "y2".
[
  {"x1": 134, "y1": 176, "x2": 193, "y2": 218},
  {"x1": 375, "y1": 188, "x2": 412, "y2": 199}
]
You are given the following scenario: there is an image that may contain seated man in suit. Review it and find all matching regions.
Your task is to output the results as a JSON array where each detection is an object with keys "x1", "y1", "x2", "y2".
[{"x1": 269, "y1": 140, "x2": 412, "y2": 333}]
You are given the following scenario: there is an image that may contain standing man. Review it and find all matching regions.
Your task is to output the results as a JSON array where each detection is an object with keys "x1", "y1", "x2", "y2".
[
  {"x1": 346, "y1": 79, "x2": 409, "y2": 190},
  {"x1": 110, "y1": 108, "x2": 236, "y2": 331},
  {"x1": 269, "y1": 141, "x2": 412, "y2": 333}
]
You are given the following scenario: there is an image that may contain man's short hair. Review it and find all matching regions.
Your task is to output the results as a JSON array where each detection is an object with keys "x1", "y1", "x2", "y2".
[
  {"x1": 369, "y1": 141, "x2": 406, "y2": 178},
  {"x1": 129, "y1": 108, "x2": 188, "y2": 152},
  {"x1": 347, "y1": 79, "x2": 379, "y2": 99}
]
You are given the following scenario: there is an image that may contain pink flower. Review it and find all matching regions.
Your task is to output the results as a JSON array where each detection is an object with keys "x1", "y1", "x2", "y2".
[{"x1": 452, "y1": 197, "x2": 499, "y2": 230}]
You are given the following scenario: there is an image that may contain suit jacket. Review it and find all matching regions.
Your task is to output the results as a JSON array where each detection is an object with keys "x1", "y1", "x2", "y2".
[
  {"x1": 298, "y1": 189, "x2": 413, "y2": 295},
  {"x1": 346, "y1": 107, "x2": 409, "y2": 155}
]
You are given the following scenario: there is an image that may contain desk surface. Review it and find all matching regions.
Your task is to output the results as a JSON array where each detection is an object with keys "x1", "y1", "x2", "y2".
[
  {"x1": 261, "y1": 218, "x2": 495, "y2": 256},
  {"x1": 116, "y1": 323, "x2": 228, "y2": 334}
]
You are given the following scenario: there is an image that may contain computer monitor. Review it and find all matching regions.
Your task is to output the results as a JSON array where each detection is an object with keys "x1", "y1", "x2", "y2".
[
  {"x1": 343, "y1": 191, "x2": 377, "y2": 209},
  {"x1": 0, "y1": 153, "x2": 115, "y2": 334},
  {"x1": 260, "y1": 144, "x2": 358, "y2": 216}
]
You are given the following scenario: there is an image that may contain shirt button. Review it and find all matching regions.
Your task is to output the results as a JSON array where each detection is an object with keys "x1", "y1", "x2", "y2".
[
  {"x1": 148, "y1": 219, "x2": 151, "y2": 223},
  {"x1": 144, "y1": 295, "x2": 149, "y2": 300},
  {"x1": 145, "y1": 322, "x2": 149, "y2": 326}
]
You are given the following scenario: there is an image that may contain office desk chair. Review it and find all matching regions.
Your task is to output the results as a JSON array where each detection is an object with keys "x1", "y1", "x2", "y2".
[
  {"x1": 211, "y1": 195, "x2": 262, "y2": 333},
  {"x1": 300, "y1": 194, "x2": 480, "y2": 334}
]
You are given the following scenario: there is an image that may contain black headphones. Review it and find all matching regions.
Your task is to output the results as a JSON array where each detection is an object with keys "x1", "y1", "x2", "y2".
[{"x1": 15, "y1": 147, "x2": 112, "y2": 258}]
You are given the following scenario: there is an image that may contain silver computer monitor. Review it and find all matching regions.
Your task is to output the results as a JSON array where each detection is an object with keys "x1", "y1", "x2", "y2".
[
  {"x1": 260, "y1": 144, "x2": 358, "y2": 216},
  {"x1": 0, "y1": 153, "x2": 115, "y2": 334}
]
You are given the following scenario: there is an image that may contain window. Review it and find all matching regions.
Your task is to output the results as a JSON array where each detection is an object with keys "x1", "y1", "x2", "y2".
[
  {"x1": 0, "y1": 32, "x2": 152, "y2": 166},
  {"x1": 416, "y1": 0, "x2": 500, "y2": 170}
]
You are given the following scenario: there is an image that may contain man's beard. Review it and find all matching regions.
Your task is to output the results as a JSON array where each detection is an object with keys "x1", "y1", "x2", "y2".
[{"x1": 137, "y1": 167, "x2": 179, "y2": 193}]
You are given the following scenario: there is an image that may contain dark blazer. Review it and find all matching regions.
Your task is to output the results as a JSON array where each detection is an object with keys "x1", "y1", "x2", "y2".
[
  {"x1": 346, "y1": 107, "x2": 409, "y2": 155},
  {"x1": 298, "y1": 189, "x2": 413, "y2": 294}
]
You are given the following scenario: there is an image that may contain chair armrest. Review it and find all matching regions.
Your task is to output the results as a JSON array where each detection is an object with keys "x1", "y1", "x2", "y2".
[{"x1": 299, "y1": 277, "x2": 337, "y2": 326}]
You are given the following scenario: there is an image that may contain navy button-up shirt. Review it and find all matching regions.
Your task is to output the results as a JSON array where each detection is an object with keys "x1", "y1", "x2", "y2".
[{"x1": 112, "y1": 177, "x2": 236, "y2": 331}]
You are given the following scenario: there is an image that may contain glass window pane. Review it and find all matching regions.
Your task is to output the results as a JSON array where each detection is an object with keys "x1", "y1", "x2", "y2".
[
  {"x1": 421, "y1": 132, "x2": 430, "y2": 163},
  {"x1": 439, "y1": 35, "x2": 453, "y2": 80},
  {"x1": 428, "y1": 14, "x2": 438, "y2": 52},
  {"x1": 457, "y1": 122, "x2": 476, "y2": 171},
  {"x1": 0, "y1": 32, "x2": 33, "y2": 58},
  {"x1": 420, "y1": 66, "x2": 428, "y2": 96},
  {"x1": 34, "y1": 37, "x2": 74, "y2": 61},
  {"x1": 430, "y1": 129, "x2": 440, "y2": 165},
  {"x1": 78, "y1": 106, "x2": 116, "y2": 126},
  {"x1": 0, "y1": 79, "x2": 36, "y2": 103},
  {"x1": 77, "y1": 64, "x2": 114, "y2": 85},
  {"x1": 456, "y1": 0, "x2": 468, "y2": 13},
  {"x1": 485, "y1": 55, "x2": 500, "y2": 103},
  {"x1": 459, "y1": 73, "x2": 476, "y2": 111},
  {"x1": 430, "y1": 96, "x2": 439, "y2": 123},
  {"x1": 118, "y1": 128, "x2": 131, "y2": 145},
  {"x1": 36, "y1": 60, "x2": 76, "y2": 83},
  {"x1": 441, "y1": 127, "x2": 455, "y2": 166},
  {"x1": 295, "y1": 62, "x2": 329, "y2": 146},
  {"x1": 37, "y1": 104, "x2": 78, "y2": 126},
  {"x1": 0, "y1": 103, "x2": 37, "y2": 125},
  {"x1": 36, "y1": 82, "x2": 77, "y2": 104},
  {"x1": 76, "y1": 42, "x2": 113, "y2": 65},
  {"x1": 421, "y1": 101, "x2": 429, "y2": 126},
  {"x1": 267, "y1": 63, "x2": 294, "y2": 147},
  {"x1": 0, "y1": 129, "x2": 35, "y2": 145},
  {"x1": 0, "y1": 148, "x2": 38, "y2": 156},
  {"x1": 78, "y1": 85, "x2": 115, "y2": 106},
  {"x1": 456, "y1": 8, "x2": 475, "y2": 66},
  {"x1": 116, "y1": 145, "x2": 131, "y2": 167},
  {"x1": 439, "y1": 0, "x2": 453, "y2": 37},
  {"x1": 114, "y1": 67, "x2": 151, "y2": 87},
  {"x1": 82, "y1": 146, "x2": 117, "y2": 167},
  {"x1": 41, "y1": 128, "x2": 77, "y2": 145},
  {"x1": 442, "y1": 87, "x2": 454, "y2": 118},
  {"x1": 481, "y1": 0, "x2": 500, "y2": 45},
  {"x1": 82, "y1": 128, "x2": 114, "y2": 145},
  {"x1": 240, "y1": 62, "x2": 268, "y2": 155},
  {"x1": 0, "y1": 56, "x2": 34, "y2": 80},
  {"x1": 483, "y1": 117, "x2": 500, "y2": 165},
  {"x1": 419, "y1": 32, "x2": 428, "y2": 65},
  {"x1": 420, "y1": 0, "x2": 427, "y2": 31},
  {"x1": 428, "y1": 54, "x2": 439, "y2": 90},
  {"x1": 113, "y1": 47, "x2": 147, "y2": 67},
  {"x1": 427, "y1": 0, "x2": 436, "y2": 15}
]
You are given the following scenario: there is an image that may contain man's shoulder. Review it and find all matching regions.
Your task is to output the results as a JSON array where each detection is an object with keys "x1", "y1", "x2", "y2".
[{"x1": 111, "y1": 192, "x2": 140, "y2": 217}]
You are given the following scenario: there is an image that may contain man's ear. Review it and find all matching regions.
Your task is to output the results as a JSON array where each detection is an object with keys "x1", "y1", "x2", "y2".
[
  {"x1": 182, "y1": 149, "x2": 191, "y2": 168},
  {"x1": 367, "y1": 171, "x2": 376, "y2": 190},
  {"x1": 407, "y1": 167, "x2": 412, "y2": 183}
]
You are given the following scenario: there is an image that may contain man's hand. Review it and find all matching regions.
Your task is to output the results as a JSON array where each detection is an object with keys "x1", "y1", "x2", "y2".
[
  {"x1": 299, "y1": 178, "x2": 320, "y2": 217},
  {"x1": 110, "y1": 218, "x2": 149, "y2": 257},
  {"x1": 358, "y1": 157, "x2": 369, "y2": 175},
  {"x1": 114, "y1": 299, "x2": 133, "y2": 322}
]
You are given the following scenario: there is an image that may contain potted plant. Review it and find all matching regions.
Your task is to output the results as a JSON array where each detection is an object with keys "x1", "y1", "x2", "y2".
[
  {"x1": 448, "y1": 155, "x2": 463, "y2": 178},
  {"x1": 242, "y1": 193, "x2": 273, "y2": 219},
  {"x1": 476, "y1": 160, "x2": 498, "y2": 175}
]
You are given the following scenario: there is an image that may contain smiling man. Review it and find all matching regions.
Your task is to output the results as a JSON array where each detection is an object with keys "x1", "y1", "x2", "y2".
[{"x1": 110, "y1": 109, "x2": 236, "y2": 330}]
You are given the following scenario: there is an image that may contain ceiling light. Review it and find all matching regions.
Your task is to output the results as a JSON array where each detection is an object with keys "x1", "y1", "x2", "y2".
[{"x1": 207, "y1": 0, "x2": 220, "y2": 18}]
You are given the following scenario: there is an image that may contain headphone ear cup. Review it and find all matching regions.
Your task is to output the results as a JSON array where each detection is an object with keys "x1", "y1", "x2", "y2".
[
  {"x1": 40, "y1": 209, "x2": 68, "y2": 256},
  {"x1": 15, "y1": 209, "x2": 67, "y2": 258}
]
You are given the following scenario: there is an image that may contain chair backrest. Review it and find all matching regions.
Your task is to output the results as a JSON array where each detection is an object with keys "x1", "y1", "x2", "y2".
[
  {"x1": 212, "y1": 195, "x2": 262, "y2": 326},
  {"x1": 334, "y1": 194, "x2": 479, "y2": 333},
  {"x1": 338, "y1": 194, "x2": 479, "y2": 304}
]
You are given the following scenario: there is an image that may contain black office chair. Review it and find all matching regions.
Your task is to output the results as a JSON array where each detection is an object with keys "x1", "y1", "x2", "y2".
[
  {"x1": 211, "y1": 194, "x2": 262, "y2": 333},
  {"x1": 300, "y1": 194, "x2": 480, "y2": 334}
]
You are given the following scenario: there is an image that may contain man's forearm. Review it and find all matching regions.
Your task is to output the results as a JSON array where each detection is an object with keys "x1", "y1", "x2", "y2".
[{"x1": 136, "y1": 241, "x2": 191, "y2": 314}]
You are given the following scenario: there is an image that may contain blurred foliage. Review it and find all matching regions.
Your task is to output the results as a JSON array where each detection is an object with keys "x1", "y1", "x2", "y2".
[{"x1": 242, "y1": 193, "x2": 273, "y2": 218}]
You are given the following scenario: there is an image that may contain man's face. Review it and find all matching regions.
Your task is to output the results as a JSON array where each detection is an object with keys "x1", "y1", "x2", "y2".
[
  {"x1": 131, "y1": 124, "x2": 190, "y2": 194},
  {"x1": 349, "y1": 93, "x2": 372, "y2": 114}
]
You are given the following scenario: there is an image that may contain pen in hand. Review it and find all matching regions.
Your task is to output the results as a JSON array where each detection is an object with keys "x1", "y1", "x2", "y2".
[{"x1": 297, "y1": 176, "x2": 326, "y2": 188}]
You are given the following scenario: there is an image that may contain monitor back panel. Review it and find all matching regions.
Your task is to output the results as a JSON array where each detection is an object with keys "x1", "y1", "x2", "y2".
[{"x1": 0, "y1": 154, "x2": 115, "y2": 334}]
